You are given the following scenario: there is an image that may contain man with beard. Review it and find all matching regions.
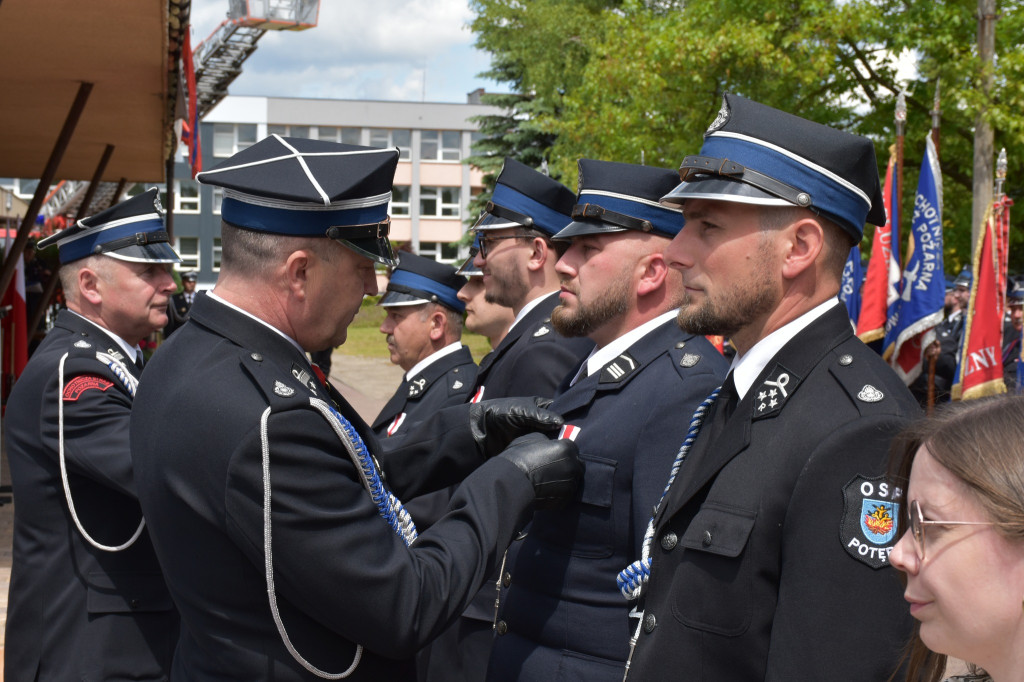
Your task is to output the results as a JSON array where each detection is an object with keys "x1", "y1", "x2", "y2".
[
  {"x1": 486, "y1": 160, "x2": 727, "y2": 682},
  {"x1": 619, "y1": 94, "x2": 920, "y2": 681},
  {"x1": 5, "y1": 189, "x2": 181, "y2": 680},
  {"x1": 456, "y1": 237, "x2": 515, "y2": 350},
  {"x1": 420, "y1": 158, "x2": 594, "y2": 682}
]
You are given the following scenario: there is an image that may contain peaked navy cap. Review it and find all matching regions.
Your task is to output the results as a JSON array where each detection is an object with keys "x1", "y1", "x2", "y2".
[
  {"x1": 954, "y1": 268, "x2": 972, "y2": 289},
  {"x1": 379, "y1": 252, "x2": 467, "y2": 313},
  {"x1": 36, "y1": 188, "x2": 180, "y2": 265},
  {"x1": 455, "y1": 233, "x2": 483, "y2": 276},
  {"x1": 555, "y1": 159, "x2": 685, "y2": 240},
  {"x1": 472, "y1": 158, "x2": 575, "y2": 237},
  {"x1": 196, "y1": 135, "x2": 399, "y2": 266},
  {"x1": 661, "y1": 94, "x2": 885, "y2": 240},
  {"x1": 1008, "y1": 276, "x2": 1024, "y2": 302}
]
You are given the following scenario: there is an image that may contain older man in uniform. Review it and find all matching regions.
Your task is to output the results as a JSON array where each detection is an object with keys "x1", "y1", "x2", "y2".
[
  {"x1": 373, "y1": 252, "x2": 477, "y2": 438},
  {"x1": 5, "y1": 189, "x2": 181, "y2": 680},
  {"x1": 421, "y1": 158, "x2": 595, "y2": 682},
  {"x1": 129, "y1": 135, "x2": 581, "y2": 681},
  {"x1": 620, "y1": 94, "x2": 919, "y2": 680},
  {"x1": 487, "y1": 160, "x2": 728, "y2": 681}
]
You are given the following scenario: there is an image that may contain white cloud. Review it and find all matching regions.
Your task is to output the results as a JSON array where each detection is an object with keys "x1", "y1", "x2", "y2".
[{"x1": 189, "y1": 0, "x2": 496, "y2": 102}]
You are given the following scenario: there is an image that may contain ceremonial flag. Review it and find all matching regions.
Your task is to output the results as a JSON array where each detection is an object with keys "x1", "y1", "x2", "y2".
[
  {"x1": 839, "y1": 245, "x2": 862, "y2": 328},
  {"x1": 884, "y1": 136, "x2": 945, "y2": 384},
  {"x1": 2, "y1": 228, "x2": 29, "y2": 401},
  {"x1": 857, "y1": 150, "x2": 900, "y2": 344},
  {"x1": 952, "y1": 202, "x2": 1007, "y2": 399},
  {"x1": 182, "y1": 26, "x2": 202, "y2": 178}
]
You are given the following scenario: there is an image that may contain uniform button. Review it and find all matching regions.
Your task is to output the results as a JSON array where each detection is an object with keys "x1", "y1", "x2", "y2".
[
  {"x1": 129, "y1": 598, "x2": 140, "y2": 609},
  {"x1": 675, "y1": 341, "x2": 686, "y2": 349},
  {"x1": 496, "y1": 620, "x2": 508, "y2": 635},
  {"x1": 838, "y1": 354, "x2": 853, "y2": 366},
  {"x1": 702, "y1": 530, "x2": 713, "y2": 547},
  {"x1": 502, "y1": 571, "x2": 511, "y2": 588},
  {"x1": 643, "y1": 613, "x2": 657, "y2": 633},
  {"x1": 251, "y1": 352, "x2": 263, "y2": 361},
  {"x1": 660, "y1": 532, "x2": 678, "y2": 551}
]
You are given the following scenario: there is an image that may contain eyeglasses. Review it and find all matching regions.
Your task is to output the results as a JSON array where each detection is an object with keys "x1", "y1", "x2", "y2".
[
  {"x1": 907, "y1": 499, "x2": 1004, "y2": 561},
  {"x1": 478, "y1": 234, "x2": 527, "y2": 259}
]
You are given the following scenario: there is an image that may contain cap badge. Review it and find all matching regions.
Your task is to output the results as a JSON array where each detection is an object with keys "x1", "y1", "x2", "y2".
[
  {"x1": 705, "y1": 97, "x2": 731, "y2": 135},
  {"x1": 679, "y1": 353, "x2": 701, "y2": 368},
  {"x1": 857, "y1": 385, "x2": 884, "y2": 402},
  {"x1": 274, "y1": 381, "x2": 295, "y2": 397}
]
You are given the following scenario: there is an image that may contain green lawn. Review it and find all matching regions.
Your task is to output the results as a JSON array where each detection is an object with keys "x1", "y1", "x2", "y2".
[{"x1": 340, "y1": 298, "x2": 493, "y2": 361}]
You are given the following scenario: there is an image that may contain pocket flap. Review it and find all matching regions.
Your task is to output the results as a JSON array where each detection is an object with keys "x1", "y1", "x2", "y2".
[
  {"x1": 680, "y1": 506, "x2": 756, "y2": 557},
  {"x1": 580, "y1": 455, "x2": 616, "y2": 508},
  {"x1": 86, "y1": 570, "x2": 174, "y2": 614}
]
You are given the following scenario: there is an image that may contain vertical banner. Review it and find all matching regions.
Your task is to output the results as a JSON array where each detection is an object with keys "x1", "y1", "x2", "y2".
[
  {"x1": 1, "y1": 229, "x2": 29, "y2": 403},
  {"x1": 857, "y1": 151, "x2": 900, "y2": 344},
  {"x1": 885, "y1": 136, "x2": 945, "y2": 384},
  {"x1": 183, "y1": 26, "x2": 202, "y2": 178},
  {"x1": 952, "y1": 203, "x2": 1007, "y2": 399},
  {"x1": 839, "y1": 245, "x2": 862, "y2": 328}
]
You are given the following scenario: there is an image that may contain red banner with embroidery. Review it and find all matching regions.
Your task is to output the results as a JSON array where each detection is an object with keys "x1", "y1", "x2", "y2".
[{"x1": 857, "y1": 151, "x2": 899, "y2": 344}]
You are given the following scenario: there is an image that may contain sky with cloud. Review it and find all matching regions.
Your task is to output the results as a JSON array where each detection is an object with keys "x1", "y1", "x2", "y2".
[{"x1": 189, "y1": 0, "x2": 500, "y2": 103}]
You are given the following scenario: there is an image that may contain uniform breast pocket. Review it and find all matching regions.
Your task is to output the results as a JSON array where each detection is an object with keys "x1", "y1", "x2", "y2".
[
  {"x1": 669, "y1": 505, "x2": 756, "y2": 636},
  {"x1": 533, "y1": 455, "x2": 617, "y2": 558}
]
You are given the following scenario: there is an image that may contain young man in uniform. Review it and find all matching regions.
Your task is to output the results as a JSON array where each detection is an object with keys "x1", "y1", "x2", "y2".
[
  {"x1": 5, "y1": 189, "x2": 181, "y2": 680},
  {"x1": 129, "y1": 135, "x2": 581, "y2": 681},
  {"x1": 487, "y1": 160, "x2": 728, "y2": 681},
  {"x1": 622, "y1": 94, "x2": 919, "y2": 680}
]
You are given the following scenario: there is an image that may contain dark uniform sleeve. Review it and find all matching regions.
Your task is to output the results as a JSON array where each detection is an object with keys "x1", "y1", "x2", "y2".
[
  {"x1": 223, "y1": 405, "x2": 535, "y2": 658},
  {"x1": 40, "y1": 356, "x2": 137, "y2": 498},
  {"x1": 764, "y1": 416, "x2": 913, "y2": 678}
]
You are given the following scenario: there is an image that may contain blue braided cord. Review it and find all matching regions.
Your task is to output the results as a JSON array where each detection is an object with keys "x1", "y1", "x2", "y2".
[
  {"x1": 100, "y1": 358, "x2": 136, "y2": 397},
  {"x1": 324, "y1": 403, "x2": 418, "y2": 545},
  {"x1": 617, "y1": 386, "x2": 721, "y2": 600}
]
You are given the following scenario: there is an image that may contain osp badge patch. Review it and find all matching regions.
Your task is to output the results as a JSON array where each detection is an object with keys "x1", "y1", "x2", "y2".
[{"x1": 840, "y1": 475, "x2": 901, "y2": 569}]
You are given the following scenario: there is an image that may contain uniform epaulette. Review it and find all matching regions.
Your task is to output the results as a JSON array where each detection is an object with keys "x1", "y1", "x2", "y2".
[{"x1": 828, "y1": 345, "x2": 896, "y2": 416}]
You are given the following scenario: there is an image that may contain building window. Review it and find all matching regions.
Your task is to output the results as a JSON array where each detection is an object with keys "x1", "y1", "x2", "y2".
[
  {"x1": 212, "y1": 187, "x2": 224, "y2": 215},
  {"x1": 390, "y1": 186, "x2": 410, "y2": 216},
  {"x1": 267, "y1": 124, "x2": 310, "y2": 138},
  {"x1": 418, "y1": 241, "x2": 461, "y2": 264},
  {"x1": 369, "y1": 128, "x2": 411, "y2": 160},
  {"x1": 421, "y1": 130, "x2": 461, "y2": 161},
  {"x1": 213, "y1": 123, "x2": 257, "y2": 157},
  {"x1": 420, "y1": 187, "x2": 460, "y2": 218},
  {"x1": 175, "y1": 236, "x2": 200, "y2": 270},
  {"x1": 176, "y1": 180, "x2": 200, "y2": 213},
  {"x1": 213, "y1": 237, "x2": 223, "y2": 271},
  {"x1": 317, "y1": 126, "x2": 361, "y2": 144}
]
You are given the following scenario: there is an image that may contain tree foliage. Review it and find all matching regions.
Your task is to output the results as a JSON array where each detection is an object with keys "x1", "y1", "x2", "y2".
[{"x1": 469, "y1": 0, "x2": 1024, "y2": 274}]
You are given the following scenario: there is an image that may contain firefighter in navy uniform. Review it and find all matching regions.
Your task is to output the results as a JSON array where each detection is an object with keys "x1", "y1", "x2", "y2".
[
  {"x1": 164, "y1": 269, "x2": 198, "y2": 337},
  {"x1": 4, "y1": 189, "x2": 181, "y2": 681},
  {"x1": 620, "y1": 95, "x2": 920, "y2": 680},
  {"x1": 421, "y1": 158, "x2": 594, "y2": 682},
  {"x1": 128, "y1": 135, "x2": 582, "y2": 682},
  {"x1": 467, "y1": 158, "x2": 594, "y2": 404},
  {"x1": 487, "y1": 160, "x2": 728, "y2": 682},
  {"x1": 373, "y1": 252, "x2": 478, "y2": 439}
]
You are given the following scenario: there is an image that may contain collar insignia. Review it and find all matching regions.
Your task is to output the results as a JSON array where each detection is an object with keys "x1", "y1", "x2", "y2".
[
  {"x1": 291, "y1": 363, "x2": 318, "y2": 392},
  {"x1": 857, "y1": 385, "x2": 884, "y2": 402},
  {"x1": 408, "y1": 377, "x2": 427, "y2": 397},
  {"x1": 753, "y1": 363, "x2": 800, "y2": 420},
  {"x1": 600, "y1": 352, "x2": 638, "y2": 384},
  {"x1": 107, "y1": 348, "x2": 124, "y2": 361}
]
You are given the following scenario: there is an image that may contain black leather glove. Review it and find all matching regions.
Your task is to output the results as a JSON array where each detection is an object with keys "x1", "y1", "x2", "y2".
[
  {"x1": 469, "y1": 397, "x2": 563, "y2": 458},
  {"x1": 499, "y1": 432, "x2": 581, "y2": 510}
]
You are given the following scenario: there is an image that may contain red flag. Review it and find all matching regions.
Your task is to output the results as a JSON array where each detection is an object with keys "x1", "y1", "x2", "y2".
[
  {"x1": 857, "y1": 151, "x2": 900, "y2": 343},
  {"x1": 2, "y1": 229, "x2": 29, "y2": 402},
  {"x1": 182, "y1": 26, "x2": 202, "y2": 178},
  {"x1": 953, "y1": 203, "x2": 1007, "y2": 399}
]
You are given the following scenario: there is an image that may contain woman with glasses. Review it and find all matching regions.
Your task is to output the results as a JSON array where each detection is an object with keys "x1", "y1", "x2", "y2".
[{"x1": 889, "y1": 396, "x2": 1024, "y2": 682}]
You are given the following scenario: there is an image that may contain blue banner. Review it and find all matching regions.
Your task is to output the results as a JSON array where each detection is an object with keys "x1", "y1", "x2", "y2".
[
  {"x1": 840, "y1": 245, "x2": 862, "y2": 328},
  {"x1": 885, "y1": 135, "x2": 945, "y2": 384}
]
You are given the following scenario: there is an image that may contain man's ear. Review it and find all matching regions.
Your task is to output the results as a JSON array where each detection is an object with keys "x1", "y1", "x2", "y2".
[
  {"x1": 636, "y1": 252, "x2": 669, "y2": 297},
  {"x1": 79, "y1": 266, "x2": 103, "y2": 305},
  {"x1": 428, "y1": 309, "x2": 447, "y2": 341},
  {"x1": 781, "y1": 218, "x2": 824, "y2": 280},
  {"x1": 525, "y1": 236, "x2": 549, "y2": 272},
  {"x1": 284, "y1": 249, "x2": 312, "y2": 301}
]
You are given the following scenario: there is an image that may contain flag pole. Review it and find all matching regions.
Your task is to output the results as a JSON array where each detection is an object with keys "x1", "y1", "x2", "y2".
[{"x1": 926, "y1": 82, "x2": 941, "y2": 413}]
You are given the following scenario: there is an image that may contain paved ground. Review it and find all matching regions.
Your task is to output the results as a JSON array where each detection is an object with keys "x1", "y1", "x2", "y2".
[{"x1": 0, "y1": 351, "x2": 402, "y2": 680}]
